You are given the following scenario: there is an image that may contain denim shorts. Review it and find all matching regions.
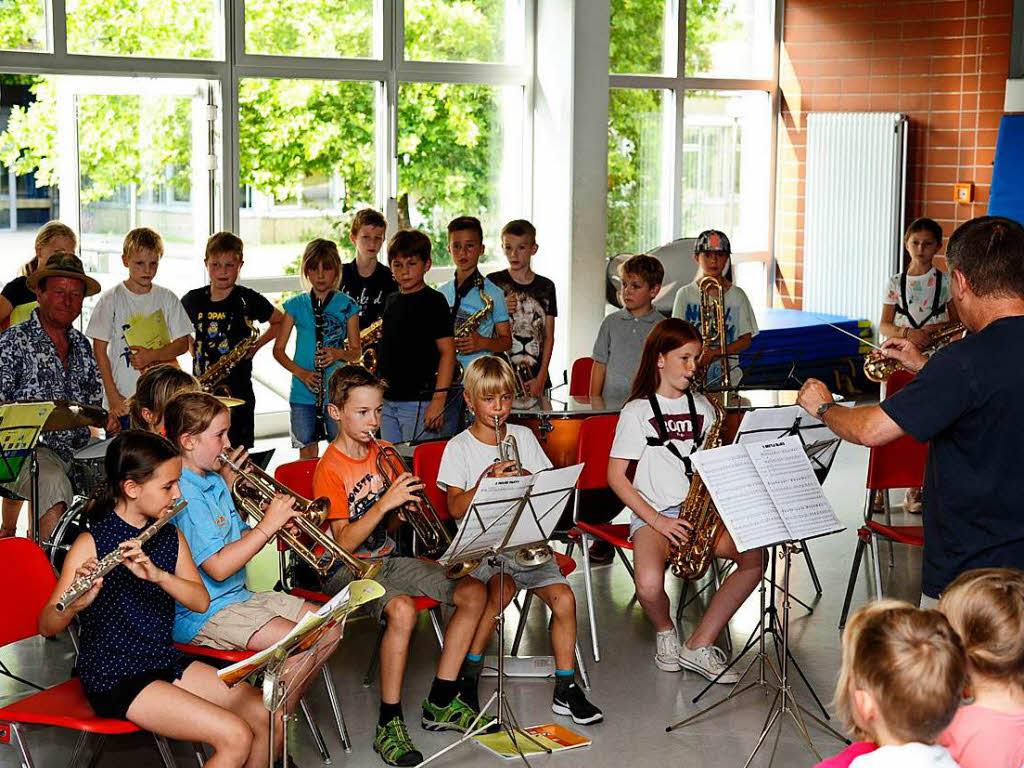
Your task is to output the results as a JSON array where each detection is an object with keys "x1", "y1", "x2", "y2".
[
  {"x1": 380, "y1": 399, "x2": 444, "y2": 444},
  {"x1": 289, "y1": 402, "x2": 338, "y2": 448},
  {"x1": 629, "y1": 505, "x2": 681, "y2": 541}
]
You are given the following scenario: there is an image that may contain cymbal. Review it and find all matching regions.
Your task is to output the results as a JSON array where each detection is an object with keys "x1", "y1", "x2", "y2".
[{"x1": 0, "y1": 399, "x2": 109, "y2": 432}]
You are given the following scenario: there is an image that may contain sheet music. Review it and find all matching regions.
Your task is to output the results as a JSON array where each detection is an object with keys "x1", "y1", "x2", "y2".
[
  {"x1": 440, "y1": 464, "x2": 584, "y2": 563},
  {"x1": 747, "y1": 437, "x2": 843, "y2": 541},
  {"x1": 733, "y1": 404, "x2": 838, "y2": 446},
  {"x1": 690, "y1": 444, "x2": 790, "y2": 551}
]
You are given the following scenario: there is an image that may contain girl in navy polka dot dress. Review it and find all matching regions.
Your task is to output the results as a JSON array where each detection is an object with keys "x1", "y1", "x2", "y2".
[{"x1": 39, "y1": 430, "x2": 281, "y2": 768}]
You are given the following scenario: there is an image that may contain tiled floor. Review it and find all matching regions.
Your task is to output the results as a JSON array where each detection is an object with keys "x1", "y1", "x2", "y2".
[{"x1": 0, "y1": 436, "x2": 927, "y2": 768}]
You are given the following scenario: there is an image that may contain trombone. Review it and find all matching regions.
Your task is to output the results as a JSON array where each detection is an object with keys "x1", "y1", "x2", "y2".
[
  {"x1": 217, "y1": 452, "x2": 379, "y2": 581},
  {"x1": 366, "y1": 434, "x2": 480, "y2": 579},
  {"x1": 494, "y1": 415, "x2": 553, "y2": 569}
]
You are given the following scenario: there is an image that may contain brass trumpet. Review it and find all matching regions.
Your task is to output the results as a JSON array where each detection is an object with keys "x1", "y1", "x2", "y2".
[
  {"x1": 366, "y1": 434, "x2": 479, "y2": 579},
  {"x1": 217, "y1": 452, "x2": 379, "y2": 580},
  {"x1": 494, "y1": 415, "x2": 552, "y2": 569}
]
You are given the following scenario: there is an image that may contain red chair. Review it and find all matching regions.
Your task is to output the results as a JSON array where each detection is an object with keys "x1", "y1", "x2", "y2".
[
  {"x1": 838, "y1": 437, "x2": 928, "y2": 629},
  {"x1": 0, "y1": 538, "x2": 180, "y2": 767},
  {"x1": 273, "y1": 459, "x2": 444, "y2": 691},
  {"x1": 569, "y1": 357, "x2": 595, "y2": 397},
  {"x1": 413, "y1": 441, "x2": 591, "y2": 688},
  {"x1": 562, "y1": 415, "x2": 629, "y2": 663}
]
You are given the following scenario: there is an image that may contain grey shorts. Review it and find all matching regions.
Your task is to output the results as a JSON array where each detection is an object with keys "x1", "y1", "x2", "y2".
[
  {"x1": 322, "y1": 556, "x2": 457, "y2": 623},
  {"x1": 469, "y1": 552, "x2": 567, "y2": 591},
  {"x1": 629, "y1": 505, "x2": 681, "y2": 541},
  {"x1": 191, "y1": 591, "x2": 308, "y2": 650}
]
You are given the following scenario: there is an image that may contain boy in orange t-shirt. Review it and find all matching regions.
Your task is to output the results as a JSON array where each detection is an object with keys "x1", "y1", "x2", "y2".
[{"x1": 312, "y1": 364, "x2": 491, "y2": 766}]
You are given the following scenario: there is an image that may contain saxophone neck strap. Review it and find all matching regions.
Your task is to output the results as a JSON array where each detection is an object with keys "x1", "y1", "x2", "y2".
[
  {"x1": 895, "y1": 269, "x2": 945, "y2": 329},
  {"x1": 452, "y1": 269, "x2": 483, "y2": 318},
  {"x1": 646, "y1": 391, "x2": 702, "y2": 482}
]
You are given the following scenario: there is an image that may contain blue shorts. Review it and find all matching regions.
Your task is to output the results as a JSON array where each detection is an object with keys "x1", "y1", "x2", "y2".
[{"x1": 289, "y1": 402, "x2": 339, "y2": 448}]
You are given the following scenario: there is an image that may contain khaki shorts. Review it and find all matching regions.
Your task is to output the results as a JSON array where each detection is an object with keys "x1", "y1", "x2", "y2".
[
  {"x1": 191, "y1": 592, "x2": 308, "y2": 650},
  {"x1": 322, "y1": 556, "x2": 457, "y2": 623}
]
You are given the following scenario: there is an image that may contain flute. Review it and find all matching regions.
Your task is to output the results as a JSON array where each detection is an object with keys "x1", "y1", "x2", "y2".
[{"x1": 55, "y1": 499, "x2": 187, "y2": 613}]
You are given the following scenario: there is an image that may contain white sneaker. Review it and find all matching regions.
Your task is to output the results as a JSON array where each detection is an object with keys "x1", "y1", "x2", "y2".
[
  {"x1": 678, "y1": 643, "x2": 741, "y2": 684},
  {"x1": 654, "y1": 629, "x2": 682, "y2": 672}
]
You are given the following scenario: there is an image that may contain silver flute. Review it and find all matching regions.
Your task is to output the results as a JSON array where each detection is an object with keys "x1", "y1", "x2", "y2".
[{"x1": 55, "y1": 499, "x2": 187, "y2": 612}]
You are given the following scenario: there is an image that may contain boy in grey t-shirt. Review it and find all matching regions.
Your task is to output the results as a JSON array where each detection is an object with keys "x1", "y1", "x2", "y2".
[{"x1": 590, "y1": 254, "x2": 665, "y2": 403}]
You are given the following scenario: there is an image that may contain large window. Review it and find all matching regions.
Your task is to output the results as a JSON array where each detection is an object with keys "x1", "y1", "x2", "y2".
[
  {"x1": 608, "y1": 0, "x2": 777, "y2": 305},
  {"x1": 0, "y1": 0, "x2": 534, "y2": 416}
]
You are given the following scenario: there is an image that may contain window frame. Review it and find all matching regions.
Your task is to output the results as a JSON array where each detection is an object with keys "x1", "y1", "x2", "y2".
[
  {"x1": 608, "y1": 0, "x2": 783, "y2": 304},
  {"x1": 3, "y1": 0, "x2": 536, "y2": 285}
]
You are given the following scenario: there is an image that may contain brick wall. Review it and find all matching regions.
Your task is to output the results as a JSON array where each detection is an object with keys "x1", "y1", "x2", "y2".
[{"x1": 775, "y1": 0, "x2": 1013, "y2": 309}]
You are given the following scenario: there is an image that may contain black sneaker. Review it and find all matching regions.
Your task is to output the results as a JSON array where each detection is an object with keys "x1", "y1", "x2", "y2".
[
  {"x1": 587, "y1": 539, "x2": 615, "y2": 565},
  {"x1": 551, "y1": 682, "x2": 603, "y2": 725}
]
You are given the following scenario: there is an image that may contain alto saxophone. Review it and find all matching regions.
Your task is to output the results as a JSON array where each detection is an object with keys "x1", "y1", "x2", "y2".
[
  {"x1": 197, "y1": 322, "x2": 259, "y2": 398},
  {"x1": 352, "y1": 317, "x2": 383, "y2": 374},
  {"x1": 667, "y1": 394, "x2": 726, "y2": 580},
  {"x1": 56, "y1": 499, "x2": 187, "y2": 612},
  {"x1": 863, "y1": 323, "x2": 966, "y2": 383},
  {"x1": 453, "y1": 283, "x2": 494, "y2": 382}
]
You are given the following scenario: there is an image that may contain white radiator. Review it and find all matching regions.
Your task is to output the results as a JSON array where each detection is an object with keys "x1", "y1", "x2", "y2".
[{"x1": 802, "y1": 112, "x2": 907, "y2": 337}]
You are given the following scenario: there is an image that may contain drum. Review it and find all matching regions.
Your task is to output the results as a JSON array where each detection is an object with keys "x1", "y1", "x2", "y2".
[
  {"x1": 45, "y1": 496, "x2": 91, "y2": 570},
  {"x1": 68, "y1": 438, "x2": 112, "y2": 498},
  {"x1": 509, "y1": 396, "x2": 623, "y2": 468}
]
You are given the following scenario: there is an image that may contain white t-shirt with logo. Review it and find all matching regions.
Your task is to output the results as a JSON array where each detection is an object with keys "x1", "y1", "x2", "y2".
[
  {"x1": 609, "y1": 392, "x2": 719, "y2": 512},
  {"x1": 437, "y1": 423, "x2": 553, "y2": 492},
  {"x1": 85, "y1": 282, "x2": 192, "y2": 400}
]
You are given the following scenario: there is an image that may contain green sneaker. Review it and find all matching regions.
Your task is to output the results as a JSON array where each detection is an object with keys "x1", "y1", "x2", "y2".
[
  {"x1": 374, "y1": 717, "x2": 423, "y2": 766},
  {"x1": 421, "y1": 693, "x2": 496, "y2": 733}
]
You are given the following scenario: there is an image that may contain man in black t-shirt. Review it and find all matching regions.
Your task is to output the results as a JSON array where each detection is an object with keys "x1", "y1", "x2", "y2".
[
  {"x1": 183, "y1": 232, "x2": 282, "y2": 448},
  {"x1": 342, "y1": 208, "x2": 397, "y2": 329},
  {"x1": 797, "y1": 216, "x2": 1024, "y2": 605},
  {"x1": 377, "y1": 229, "x2": 457, "y2": 443},
  {"x1": 488, "y1": 219, "x2": 558, "y2": 396}
]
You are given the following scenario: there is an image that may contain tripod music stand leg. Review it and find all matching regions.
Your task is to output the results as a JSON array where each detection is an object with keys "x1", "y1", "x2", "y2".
[
  {"x1": 743, "y1": 704, "x2": 784, "y2": 768},
  {"x1": 30, "y1": 449, "x2": 40, "y2": 544},
  {"x1": 802, "y1": 543, "x2": 823, "y2": 596},
  {"x1": 794, "y1": 701, "x2": 849, "y2": 744},
  {"x1": 299, "y1": 697, "x2": 330, "y2": 763}
]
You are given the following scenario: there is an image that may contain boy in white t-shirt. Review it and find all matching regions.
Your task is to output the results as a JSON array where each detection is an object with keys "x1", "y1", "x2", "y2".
[
  {"x1": 437, "y1": 356, "x2": 603, "y2": 726},
  {"x1": 607, "y1": 317, "x2": 764, "y2": 682},
  {"x1": 87, "y1": 227, "x2": 192, "y2": 424},
  {"x1": 671, "y1": 229, "x2": 758, "y2": 389}
]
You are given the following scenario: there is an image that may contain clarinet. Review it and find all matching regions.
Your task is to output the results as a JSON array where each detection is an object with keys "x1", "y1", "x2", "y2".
[
  {"x1": 312, "y1": 290, "x2": 333, "y2": 442},
  {"x1": 55, "y1": 499, "x2": 187, "y2": 612}
]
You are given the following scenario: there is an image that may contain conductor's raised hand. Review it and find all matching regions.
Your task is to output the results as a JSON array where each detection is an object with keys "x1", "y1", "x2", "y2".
[
  {"x1": 381, "y1": 472, "x2": 424, "y2": 512},
  {"x1": 652, "y1": 514, "x2": 691, "y2": 547},
  {"x1": 879, "y1": 337, "x2": 928, "y2": 373}
]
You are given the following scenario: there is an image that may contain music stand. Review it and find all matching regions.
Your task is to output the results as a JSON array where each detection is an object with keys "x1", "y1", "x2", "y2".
[
  {"x1": 218, "y1": 579, "x2": 385, "y2": 768},
  {"x1": 419, "y1": 464, "x2": 583, "y2": 768},
  {"x1": 666, "y1": 438, "x2": 847, "y2": 767},
  {"x1": 0, "y1": 402, "x2": 58, "y2": 542}
]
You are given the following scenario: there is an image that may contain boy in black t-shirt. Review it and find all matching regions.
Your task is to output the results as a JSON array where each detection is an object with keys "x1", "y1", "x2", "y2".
[
  {"x1": 487, "y1": 219, "x2": 557, "y2": 397},
  {"x1": 342, "y1": 208, "x2": 397, "y2": 329},
  {"x1": 182, "y1": 231, "x2": 283, "y2": 448},
  {"x1": 377, "y1": 230, "x2": 457, "y2": 443}
]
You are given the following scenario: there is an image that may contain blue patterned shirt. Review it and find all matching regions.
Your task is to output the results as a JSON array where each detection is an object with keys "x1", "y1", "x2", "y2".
[{"x1": 0, "y1": 309, "x2": 103, "y2": 461}]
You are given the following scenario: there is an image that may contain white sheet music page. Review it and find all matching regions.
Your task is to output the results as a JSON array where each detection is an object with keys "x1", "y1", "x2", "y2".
[
  {"x1": 438, "y1": 474, "x2": 534, "y2": 564},
  {"x1": 689, "y1": 443, "x2": 790, "y2": 552},
  {"x1": 747, "y1": 436, "x2": 843, "y2": 541}
]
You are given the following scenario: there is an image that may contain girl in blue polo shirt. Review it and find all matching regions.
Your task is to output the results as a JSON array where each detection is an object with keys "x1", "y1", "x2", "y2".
[
  {"x1": 165, "y1": 391, "x2": 337, "y2": 714},
  {"x1": 273, "y1": 239, "x2": 361, "y2": 460}
]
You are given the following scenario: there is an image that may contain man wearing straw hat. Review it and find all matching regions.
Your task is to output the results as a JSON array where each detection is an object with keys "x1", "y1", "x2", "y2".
[{"x1": 0, "y1": 251, "x2": 104, "y2": 540}]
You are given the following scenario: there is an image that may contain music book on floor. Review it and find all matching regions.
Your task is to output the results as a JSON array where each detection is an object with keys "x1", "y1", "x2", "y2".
[{"x1": 690, "y1": 435, "x2": 844, "y2": 551}]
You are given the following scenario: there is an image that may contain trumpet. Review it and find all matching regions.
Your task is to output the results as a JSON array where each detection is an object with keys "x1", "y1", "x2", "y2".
[
  {"x1": 494, "y1": 415, "x2": 552, "y2": 569},
  {"x1": 56, "y1": 499, "x2": 187, "y2": 612},
  {"x1": 366, "y1": 433, "x2": 479, "y2": 579},
  {"x1": 217, "y1": 452, "x2": 379, "y2": 581}
]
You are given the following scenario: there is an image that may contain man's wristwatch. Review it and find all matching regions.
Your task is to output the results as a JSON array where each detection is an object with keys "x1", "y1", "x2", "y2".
[{"x1": 816, "y1": 401, "x2": 837, "y2": 419}]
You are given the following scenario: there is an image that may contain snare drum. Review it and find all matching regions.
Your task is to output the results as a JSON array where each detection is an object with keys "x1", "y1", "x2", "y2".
[{"x1": 68, "y1": 438, "x2": 112, "y2": 498}]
